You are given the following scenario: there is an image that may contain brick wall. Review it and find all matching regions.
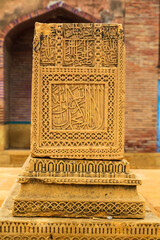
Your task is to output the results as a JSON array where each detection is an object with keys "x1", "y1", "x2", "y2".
[
  {"x1": 8, "y1": 27, "x2": 33, "y2": 122},
  {"x1": 4, "y1": 37, "x2": 12, "y2": 123},
  {"x1": 124, "y1": 0, "x2": 159, "y2": 152}
]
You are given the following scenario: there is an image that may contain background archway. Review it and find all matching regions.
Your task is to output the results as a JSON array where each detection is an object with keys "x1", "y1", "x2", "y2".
[{"x1": 2, "y1": 3, "x2": 100, "y2": 149}]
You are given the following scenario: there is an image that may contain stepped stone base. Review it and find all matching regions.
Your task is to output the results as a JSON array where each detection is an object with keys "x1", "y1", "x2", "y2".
[
  {"x1": 0, "y1": 184, "x2": 160, "y2": 239},
  {"x1": 12, "y1": 156, "x2": 145, "y2": 218}
]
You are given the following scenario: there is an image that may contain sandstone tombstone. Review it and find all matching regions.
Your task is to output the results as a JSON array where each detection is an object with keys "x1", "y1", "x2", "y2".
[
  {"x1": 0, "y1": 23, "x2": 160, "y2": 239},
  {"x1": 12, "y1": 23, "x2": 145, "y2": 219},
  {"x1": 31, "y1": 23, "x2": 125, "y2": 160}
]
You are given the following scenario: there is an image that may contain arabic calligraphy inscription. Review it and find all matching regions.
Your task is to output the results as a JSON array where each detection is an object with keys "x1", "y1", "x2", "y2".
[{"x1": 51, "y1": 84, "x2": 105, "y2": 130}]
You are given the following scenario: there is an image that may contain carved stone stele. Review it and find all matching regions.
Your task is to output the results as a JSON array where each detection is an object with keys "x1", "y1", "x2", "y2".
[
  {"x1": 11, "y1": 23, "x2": 146, "y2": 219},
  {"x1": 31, "y1": 23, "x2": 125, "y2": 160}
]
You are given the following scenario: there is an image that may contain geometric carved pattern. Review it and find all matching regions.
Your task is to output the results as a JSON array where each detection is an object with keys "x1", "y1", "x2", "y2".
[
  {"x1": 18, "y1": 176, "x2": 142, "y2": 185},
  {"x1": 17, "y1": 157, "x2": 142, "y2": 185},
  {"x1": 13, "y1": 200, "x2": 145, "y2": 217},
  {"x1": 0, "y1": 218, "x2": 160, "y2": 239},
  {"x1": 26, "y1": 157, "x2": 130, "y2": 174},
  {"x1": 40, "y1": 67, "x2": 117, "y2": 149},
  {"x1": 0, "y1": 238, "x2": 158, "y2": 240},
  {"x1": 0, "y1": 237, "x2": 159, "y2": 240},
  {"x1": 31, "y1": 23, "x2": 125, "y2": 159}
]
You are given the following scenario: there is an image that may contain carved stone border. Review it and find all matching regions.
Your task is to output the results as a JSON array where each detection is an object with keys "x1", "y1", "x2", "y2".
[
  {"x1": 0, "y1": 218, "x2": 160, "y2": 239},
  {"x1": 18, "y1": 176, "x2": 141, "y2": 185},
  {"x1": 13, "y1": 200, "x2": 145, "y2": 218}
]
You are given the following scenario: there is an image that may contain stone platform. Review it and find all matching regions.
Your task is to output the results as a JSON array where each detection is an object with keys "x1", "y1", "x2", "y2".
[
  {"x1": 12, "y1": 156, "x2": 145, "y2": 219},
  {"x1": 0, "y1": 183, "x2": 160, "y2": 239}
]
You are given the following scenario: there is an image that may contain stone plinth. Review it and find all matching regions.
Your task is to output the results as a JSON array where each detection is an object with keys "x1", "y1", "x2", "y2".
[
  {"x1": 12, "y1": 156, "x2": 145, "y2": 218},
  {"x1": 0, "y1": 184, "x2": 160, "y2": 239}
]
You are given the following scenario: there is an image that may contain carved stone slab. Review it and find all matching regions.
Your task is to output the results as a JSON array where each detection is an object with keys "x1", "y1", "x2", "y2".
[
  {"x1": 1, "y1": 184, "x2": 160, "y2": 239},
  {"x1": 31, "y1": 23, "x2": 125, "y2": 159}
]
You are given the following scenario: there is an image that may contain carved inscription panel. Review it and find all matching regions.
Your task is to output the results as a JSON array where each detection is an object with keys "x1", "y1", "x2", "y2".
[
  {"x1": 31, "y1": 23, "x2": 125, "y2": 159},
  {"x1": 51, "y1": 83, "x2": 105, "y2": 130}
]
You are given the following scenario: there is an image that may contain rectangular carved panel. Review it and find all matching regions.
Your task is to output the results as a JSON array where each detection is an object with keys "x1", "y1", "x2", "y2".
[
  {"x1": 51, "y1": 83, "x2": 105, "y2": 130},
  {"x1": 31, "y1": 23, "x2": 125, "y2": 159}
]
